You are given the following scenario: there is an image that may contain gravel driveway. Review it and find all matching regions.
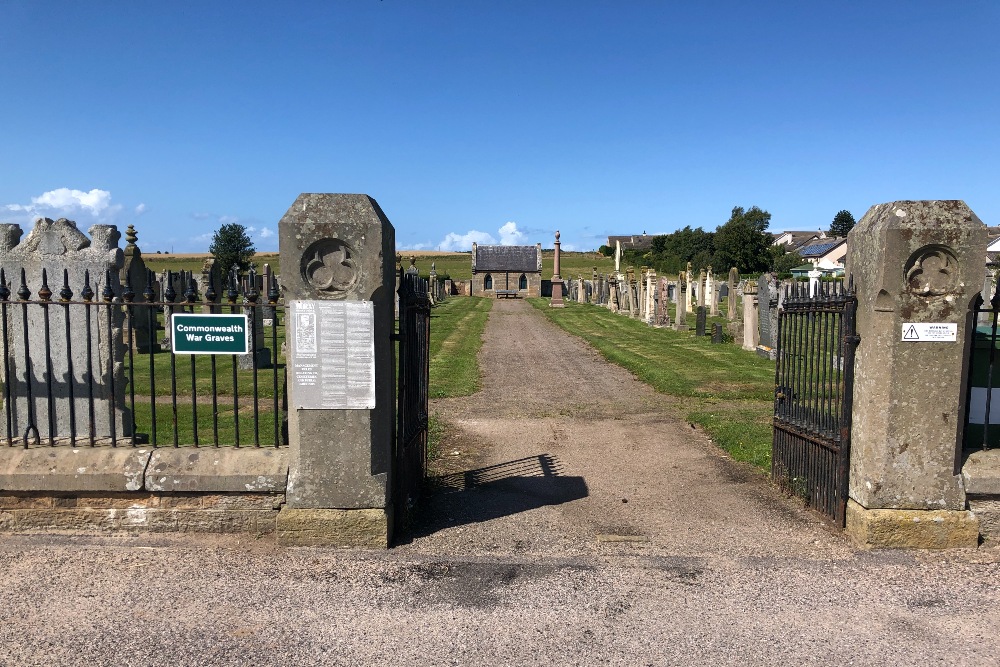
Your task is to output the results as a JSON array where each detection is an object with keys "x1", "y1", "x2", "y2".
[{"x1": 1, "y1": 298, "x2": 998, "y2": 666}]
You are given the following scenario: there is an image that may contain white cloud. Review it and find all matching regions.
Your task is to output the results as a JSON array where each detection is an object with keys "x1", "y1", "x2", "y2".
[
  {"x1": 218, "y1": 215, "x2": 239, "y2": 225},
  {"x1": 33, "y1": 188, "x2": 112, "y2": 215},
  {"x1": 438, "y1": 230, "x2": 497, "y2": 252},
  {"x1": 134, "y1": 203, "x2": 147, "y2": 215},
  {"x1": 258, "y1": 228, "x2": 274, "y2": 239},
  {"x1": 498, "y1": 221, "x2": 526, "y2": 245},
  {"x1": 3, "y1": 187, "x2": 122, "y2": 223}
]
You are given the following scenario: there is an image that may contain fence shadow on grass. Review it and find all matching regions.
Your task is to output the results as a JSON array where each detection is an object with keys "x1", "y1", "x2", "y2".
[{"x1": 399, "y1": 454, "x2": 588, "y2": 542}]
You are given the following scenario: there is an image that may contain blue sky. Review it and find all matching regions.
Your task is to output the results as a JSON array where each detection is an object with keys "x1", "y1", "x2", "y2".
[{"x1": 1, "y1": 1, "x2": 997, "y2": 253}]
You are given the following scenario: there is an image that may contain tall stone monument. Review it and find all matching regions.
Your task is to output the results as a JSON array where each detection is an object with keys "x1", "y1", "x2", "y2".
[
  {"x1": 846, "y1": 200, "x2": 985, "y2": 548},
  {"x1": 276, "y1": 194, "x2": 397, "y2": 547},
  {"x1": 550, "y1": 231, "x2": 564, "y2": 308}
]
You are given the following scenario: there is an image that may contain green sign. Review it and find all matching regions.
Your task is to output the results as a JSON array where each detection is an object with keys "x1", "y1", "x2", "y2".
[{"x1": 171, "y1": 314, "x2": 250, "y2": 355}]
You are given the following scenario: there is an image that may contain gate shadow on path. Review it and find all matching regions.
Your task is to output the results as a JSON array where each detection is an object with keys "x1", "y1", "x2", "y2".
[{"x1": 398, "y1": 454, "x2": 589, "y2": 542}]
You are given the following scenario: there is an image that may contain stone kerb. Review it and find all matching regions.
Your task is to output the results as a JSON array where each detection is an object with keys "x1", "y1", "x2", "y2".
[
  {"x1": 0, "y1": 218, "x2": 130, "y2": 443},
  {"x1": 845, "y1": 200, "x2": 985, "y2": 549},
  {"x1": 276, "y1": 193, "x2": 396, "y2": 547}
]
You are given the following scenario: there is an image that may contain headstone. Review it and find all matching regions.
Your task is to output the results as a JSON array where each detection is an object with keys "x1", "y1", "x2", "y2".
[
  {"x1": 644, "y1": 270, "x2": 656, "y2": 325},
  {"x1": 658, "y1": 277, "x2": 671, "y2": 327},
  {"x1": 200, "y1": 257, "x2": 225, "y2": 315},
  {"x1": 674, "y1": 273, "x2": 689, "y2": 331},
  {"x1": 119, "y1": 224, "x2": 157, "y2": 353},
  {"x1": 757, "y1": 273, "x2": 776, "y2": 349},
  {"x1": 0, "y1": 218, "x2": 130, "y2": 442},
  {"x1": 727, "y1": 267, "x2": 739, "y2": 321},
  {"x1": 742, "y1": 280, "x2": 759, "y2": 351},
  {"x1": 711, "y1": 323, "x2": 723, "y2": 344},
  {"x1": 686, "y1": 263, "x2": 695, "y2": 312},
  {"x1": 695, "y1": 306, "x2": 707, "y2": 336},
  {"x1": 707, "y1": 267, "x2": 718, "y2": 317}
]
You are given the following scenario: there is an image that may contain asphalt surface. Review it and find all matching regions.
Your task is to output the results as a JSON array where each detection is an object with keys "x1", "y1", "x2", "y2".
[{"x1": 1, "y1": 298, "x2": 999, "y2": 666}]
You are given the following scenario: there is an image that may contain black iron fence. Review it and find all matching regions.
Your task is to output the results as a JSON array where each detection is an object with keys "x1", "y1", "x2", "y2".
[
  {"x1": 0, "y1": 265, "x2": 286, "y2": 449},
  {"x1": 965, "y1": 267, "x2": 1000, "y2": 451},
  {"x1": 395, "y1": 270, "x2": 431, "y2": 509},
  {"x1": 772, "y1": 278, "x2": 859, "y2": 526}
]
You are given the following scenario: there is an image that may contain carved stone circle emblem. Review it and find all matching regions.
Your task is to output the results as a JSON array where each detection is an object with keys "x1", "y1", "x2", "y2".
[
  {"x1": 904, "y1": 245, "x2": 958, "y2": 297},
  {"x1": 301, "y1": 238, "x2": 358, "y2": 294}
]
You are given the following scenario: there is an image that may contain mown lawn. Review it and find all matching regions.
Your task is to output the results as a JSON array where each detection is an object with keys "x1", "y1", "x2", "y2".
[
  {"x1": 428, "y1": 296, "x2": 492, "y2": 398},
  {"x1": 425, "y1": 296, "x2": 492, "y2": 459},
  {"x1": 530, "y1": 298, "x2": 776, "y2": 470}
]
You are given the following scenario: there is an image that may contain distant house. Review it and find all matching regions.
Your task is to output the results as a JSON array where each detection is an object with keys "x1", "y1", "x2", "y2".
[
  {"x1": 772, "y1": 230, "x2": 824, "y2": 252},
  {"x1": 987, "y1": 228, "x2": 1000, "y2": 262},
  {"x1": 607, "y1": 234, "x2": 656, "y2": 251},
  {"x1": 797, "y1": 237, "x2": 848, "y2": 273},
  {"x1": 471, "y1": 243, "x2": 543, "y2": 297}
]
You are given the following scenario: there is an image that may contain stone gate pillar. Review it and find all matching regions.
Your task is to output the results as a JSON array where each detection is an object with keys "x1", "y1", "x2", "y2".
[
  {"x1": 846, "y1": 200, "x2": 985, "y2": 548},
  {"x1": 276, "y1": 194, "x2": 396, "y2": 547}
]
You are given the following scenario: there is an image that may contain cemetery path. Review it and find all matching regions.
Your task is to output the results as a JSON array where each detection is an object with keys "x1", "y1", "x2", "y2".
[{"x1": 405, "y1": 298, "x2": 848, "y2": 560}]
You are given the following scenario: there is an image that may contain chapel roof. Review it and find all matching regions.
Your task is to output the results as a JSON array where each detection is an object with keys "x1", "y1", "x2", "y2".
[{"x1": 474, "y1": 245, "x2": 540, "y2": 273}]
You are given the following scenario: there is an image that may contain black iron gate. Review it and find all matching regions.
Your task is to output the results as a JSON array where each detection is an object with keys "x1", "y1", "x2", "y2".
[
  {"x1": 396, "y1": 270, "x2": 431, "y2": 510},
  {"x1": 772, "y1": 278, "x2": 859, "y2": 526}
]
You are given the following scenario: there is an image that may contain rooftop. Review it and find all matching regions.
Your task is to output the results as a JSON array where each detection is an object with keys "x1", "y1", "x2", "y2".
[{"x1": 474, "y1": 245, "x2": 540, "y2": 273}]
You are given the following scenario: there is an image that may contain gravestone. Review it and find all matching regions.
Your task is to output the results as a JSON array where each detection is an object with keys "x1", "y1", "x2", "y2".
[
  {"x1": 276, "y1": 193, "x2": 397, "y2": 548},
  {"x1": 674, "y1": 274, "x2": 689, "y2": 331},
  {"x1": 727, "y1": 267, "x2": 739, "y2": 321},
  {"x1": 658, "y1": 277, "x2": 671, "y2": 327},
  {"x1": 711, "y1": 323, "x2": 723, "y2": 344},
  {"x1": 757, "y1": 273, "x2": 775, "y2": 349},
  {"x1": 742, "y1": 280, "x2": 759, "y2": 352},
  {"x1": 120, "y1": 224, "x2": 156, "y2": 353},
  {"x1": 706, "y1": 267, "x2": 718, "y2": 316},
  {"x1": 199, "y1": 258, "x2": 224, "y2": 314},
  {"x1": 695, "y1": 306, "x2": 707, "y2": 336},
  {"x1": 644, "y1": 270, "x2": 656, "y2": 325},
  {"x1": 686, "y1": 263, "x2": 695, "y2": 312},
  {"x1": 261, "y1": 264, "x2": 279, "y2": 326},
  {"x1": 0, "y1": 218, "x2": 130, "y2": 443}
]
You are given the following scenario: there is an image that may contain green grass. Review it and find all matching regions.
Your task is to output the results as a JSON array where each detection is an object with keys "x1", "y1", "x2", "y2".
[
  {"x1": 397, "y1": 251, "x2": 617, "y2": 283},
  {"x1": 129, "y1": 400, "x2": 283, "y2": 447},
  {"x1": 144, "y1": 253, "x2": 282, "y2": 277},
  {"x1": 530, "y1": 298, "x2": 776, "y2": 470},
  {"x1": 428, "y1": 296, "x2": 492, "y2": 398}
]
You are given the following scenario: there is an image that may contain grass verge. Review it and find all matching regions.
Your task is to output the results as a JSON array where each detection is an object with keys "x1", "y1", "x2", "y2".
[
  {"x1": 529, "y1": 298, "x2": 775, "y2": 470},
  {"x1": 428, "y1": 296, "x2": 492, "y2": 399}
]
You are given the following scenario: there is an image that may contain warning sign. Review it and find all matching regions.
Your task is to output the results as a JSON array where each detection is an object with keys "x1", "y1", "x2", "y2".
[{"x1": 901, "y1": 323, "x2": 957, "y2": 342}]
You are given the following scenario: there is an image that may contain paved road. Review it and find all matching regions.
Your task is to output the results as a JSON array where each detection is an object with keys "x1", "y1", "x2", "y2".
[{"x1": 1, "y1": 298, "x2": 999, "y2": 666}]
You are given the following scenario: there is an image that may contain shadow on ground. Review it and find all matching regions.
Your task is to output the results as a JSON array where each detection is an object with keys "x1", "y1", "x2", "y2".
[{"x1": 398, "y1": 454, "x2": 588, "y2": 543}]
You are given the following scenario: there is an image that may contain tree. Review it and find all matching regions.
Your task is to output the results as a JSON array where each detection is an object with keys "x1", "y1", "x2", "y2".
[
  {"x1": 209, "y1": 223, "x2": 256, "y2": 277},
  {"x1": 829, "y1": 209, "x2": 856, "y2": 237},
  {"x1": 712, "y1": 205, "x2": 772, "y2": 273},
  {"x1": 768, "y1": 245, "x2": 803, "y2": 275}
]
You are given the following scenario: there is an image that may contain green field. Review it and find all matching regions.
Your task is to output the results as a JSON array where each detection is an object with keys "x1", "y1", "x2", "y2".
[
  {"x1": 144, "y1": 250, "x2": 626, "y2": 285},
  {"x1": 530, "y1": 298, "x2": 776, "y2": 470}
]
